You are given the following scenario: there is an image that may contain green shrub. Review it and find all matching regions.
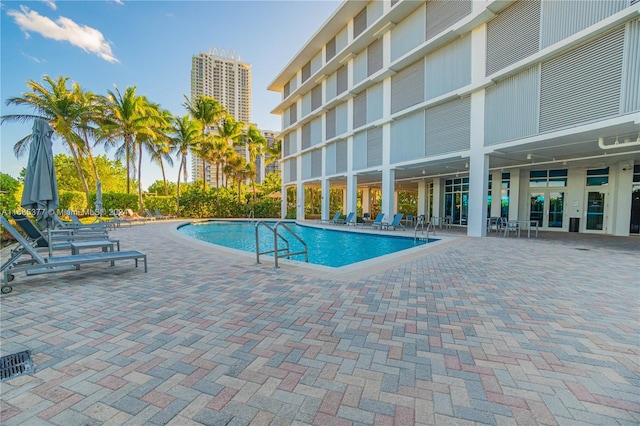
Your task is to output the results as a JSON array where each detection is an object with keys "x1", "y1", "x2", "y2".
[
  {"x1": 58, "y1": 190, "x2": 86, "y2": 212},
  {"x1": 0, "y1": 173, "x2": 21, "y2": 218},
  {"x1": 143, "y1": 196, "x2": 177, "y2": 215}
]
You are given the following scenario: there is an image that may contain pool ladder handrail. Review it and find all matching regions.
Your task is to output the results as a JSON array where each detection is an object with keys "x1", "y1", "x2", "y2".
[
  {"x1": 414, "y1": 215, "x2": 433, "y2": 242},
  {"x1": 255, "y1": 220, "x2": 308, "y2": 268}
]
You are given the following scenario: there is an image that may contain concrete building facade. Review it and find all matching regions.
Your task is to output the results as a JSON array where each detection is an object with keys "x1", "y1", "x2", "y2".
[{"x1": 269, "y1": 0, "x2": 640, "y2": 236}]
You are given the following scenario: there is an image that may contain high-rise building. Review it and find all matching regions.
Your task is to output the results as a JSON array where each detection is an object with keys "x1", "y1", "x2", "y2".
[
  {"x1": 191, "y1": 47, "x2": 252, "y2": 186},
  {"x1": 269, "y1": 0, "x2": 639, "y2": 236}
]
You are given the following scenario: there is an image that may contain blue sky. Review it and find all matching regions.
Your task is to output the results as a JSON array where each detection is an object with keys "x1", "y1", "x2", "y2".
[{"x1": 0, "y1": 0, "x2": 340, "y2": 188}]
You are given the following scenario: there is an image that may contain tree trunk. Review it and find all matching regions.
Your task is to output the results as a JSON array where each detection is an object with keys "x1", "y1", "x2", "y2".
[
  {"x1": 215, "y1": 162, "x2": 220, "y2": 217},
  {"x1": 125, "y1": 135, "x2": 131, "y2": 194},
  {"x1": 137, "y1": 144, "x2": 144, "y2": 213},
  {"x1": 176, "y1": 158, "x2": 183, "y2": 216},
  {"x1": 83, "y1": 129, "x2": 100, "y2": 182},
  {"x1": 160, "y1": 160, "x2": 168, "y2": 196},
  {"x1": 67, "y1": 143, "x2": 91, "y2": 207}
]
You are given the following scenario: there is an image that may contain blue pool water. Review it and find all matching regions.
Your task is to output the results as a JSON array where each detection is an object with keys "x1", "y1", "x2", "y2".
[{"x1": 178, "y1": 220, "x2": 436, "y2": 268}]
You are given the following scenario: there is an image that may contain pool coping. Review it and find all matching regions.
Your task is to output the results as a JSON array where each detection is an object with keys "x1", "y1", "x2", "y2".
[{"x1": 169, "y1": 218, "x2": 461, "y2": 280}]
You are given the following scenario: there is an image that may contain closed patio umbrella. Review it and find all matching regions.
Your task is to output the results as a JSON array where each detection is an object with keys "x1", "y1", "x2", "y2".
[
  {"x1": 20, "y1": 118, "x2": 59, "y2": 229},
  {"x1": 95, "y1": 179, "x2": 103, "y2": 215}
]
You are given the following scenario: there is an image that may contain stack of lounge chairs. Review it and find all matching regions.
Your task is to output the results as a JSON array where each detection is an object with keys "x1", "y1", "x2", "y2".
[{"x1": 1, "y1": 214, "x2": 147, "y2": 295}]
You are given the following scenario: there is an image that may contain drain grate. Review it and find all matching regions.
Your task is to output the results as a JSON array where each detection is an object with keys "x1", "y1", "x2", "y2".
[
  {"x1": 1, "y1": 350, "x2": 33, "y2": 381},
  {"x1": 575, "y1": 248, "x2": 590, "y2": 251}
]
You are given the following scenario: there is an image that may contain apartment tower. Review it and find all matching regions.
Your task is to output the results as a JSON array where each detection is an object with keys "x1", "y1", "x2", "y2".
[{"x1": 190, "y1": 47, "x2": 252, "y2": 186}]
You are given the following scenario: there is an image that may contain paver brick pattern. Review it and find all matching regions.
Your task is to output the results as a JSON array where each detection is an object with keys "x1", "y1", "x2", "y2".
[{"x1": 0, "y1": 221, "x2": 638, "y2": 425}]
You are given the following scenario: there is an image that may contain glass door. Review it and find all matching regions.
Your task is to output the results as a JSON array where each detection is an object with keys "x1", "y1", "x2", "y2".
[
  {"x1": 548, "y1": 192, "x2": 564, "y2": 228},
  {"x1": 585, "y1": 191, "x2": 606, "y2": 232},
  {"x1": 530, "y1": 193, "x2": 544, "y2": 227},
  {"x1": 529, "y1": 191, "x2": 564, "y2": 228}
]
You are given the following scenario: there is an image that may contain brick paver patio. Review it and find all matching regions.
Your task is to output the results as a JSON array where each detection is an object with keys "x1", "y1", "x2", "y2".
[{"x1": 1, "y1": 220, "x2": 638, "y2": 425}]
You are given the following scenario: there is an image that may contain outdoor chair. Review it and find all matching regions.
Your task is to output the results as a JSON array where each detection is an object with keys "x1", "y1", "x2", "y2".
[
  {"x1": 404, "y1": 215, "x2": 414, "y2": 228},
  {"x1": 53, "y1": 214, "x2": 111, "y2": 233},
  {"x1": 154, "y1": 208, "x2": 176, "y2": 220},
  {"x1": 337, "y1": 212, "x2": 356, "y2": 225},
  {"x1": 145, "y1": 208, "x2": 161, "y2": 220},
  {"x1": 11, "y1": 214, "x2": 119, "y2": 257},
  {"x1": 382, "y1": 213, "x2": 405, "y2": 230},
  {"x1": 66, "y1": 210, "x2": 116, "y2": 231},
  {"x1": 320, "y1": 211, "x2": 342, "y2": 224},
  {"x1": 503, "y1": 219, "x2": 521, "y2": 238},
  {"x1": 125, "y1": 209, "x2": 153, "y2": 223},
  {"x1": 368, "y1": 213, "x2": 386, "y2": 229},
  {"x1": 1, "y1": 216, "x2": 147, "y2": 295}
]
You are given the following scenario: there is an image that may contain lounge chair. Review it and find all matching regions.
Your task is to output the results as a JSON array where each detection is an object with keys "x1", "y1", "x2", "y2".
[
  {"x1": 111, "y1": 211, "x2": 134, "y2": 227},
  {"x1": 145, "y1": 208, "x2": 161, "y2": 220},
  {"x1": 382, "y1": 213, "x2": 405, "y2": 230},
  {"x1": 337, "y1": 212, "x2": 356, "y2": 225},
  {"x1": 66, "y1": 210, "x2": 115, "y2": 231},
  {"x1": 127, "y1": 209, "x2": 155, "y2": 222},
  {"x1": 1, "y1": 216, "x2": 147, "y2": 294},
  {"x1": 365, "y1": 213, "x2": 386, "y2": 229},
  {"x1": 154, "y1": 208, "x2": 176, "y2": 220},
  {"x1": 11, "y1": 214, "x2": 120, "y2": 257},
  {"x1": 320, "y1": 211, "x2": 342, "y2": 224},
  {"x1": 53, "y1": 214, "x2": 111, "y2": 233}
]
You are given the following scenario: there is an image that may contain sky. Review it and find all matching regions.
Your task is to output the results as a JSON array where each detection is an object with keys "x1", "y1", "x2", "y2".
[{"x1": 0, "y1": 0, "x2": 341, "y2": 188}]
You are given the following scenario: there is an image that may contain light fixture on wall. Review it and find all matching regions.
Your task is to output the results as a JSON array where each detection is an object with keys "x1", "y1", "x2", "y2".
[{"x1": 526, "y1": 153, "x2": 532, "y2": 160}]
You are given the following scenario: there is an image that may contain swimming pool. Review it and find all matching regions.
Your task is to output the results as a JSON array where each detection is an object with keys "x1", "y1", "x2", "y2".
[{"x1": 178, "y1": 220, "x2": 436, "y2": 268}]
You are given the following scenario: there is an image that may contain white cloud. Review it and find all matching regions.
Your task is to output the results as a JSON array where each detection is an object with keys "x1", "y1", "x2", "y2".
[
  {"x1": 7, "y1": 5, "x2": 119, "y2": 63},
  {"x1": 21, "y1": 51, "x2": 46, "y2": 63},
  {"x1": 41, "y1": 0, "x2": 56, "y2": 11}
]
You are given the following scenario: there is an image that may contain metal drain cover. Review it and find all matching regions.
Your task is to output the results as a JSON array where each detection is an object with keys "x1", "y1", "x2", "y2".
[{"x1": 1, "y1": 350, "x2": 33, "y2": 381}]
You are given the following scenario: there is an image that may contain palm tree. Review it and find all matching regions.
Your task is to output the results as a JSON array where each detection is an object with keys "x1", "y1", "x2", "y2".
[
  {"x1": 169, "y1": 114, "x2": 202, "y2": 215},
  {"x1": 98, "y1": 85, "x2": 152, "y2": 194},
  {"x1": 148, "y1": 107, "x2": 175, "y2": 196},
  {"x1": 133, "y1": 100, "x2": 168, "y2": 212},
  {"x1": 224, "y1": 154, "x2": 253, "y2": 204},
  {"x1": 215, "y1": 114, "x2": 244, "y2": 188},
  {"x1": 243, "y1": 124, "x2": 267, "y2": 203},
  {"x1": 71, "y1": 83, "x2": 103, "y2": 185},
  {"x1": 183, "y1": 95, "x2": 223, "y2": 189},
  {"x1": 2, "y1": 75, "x2": 94, "y2": 202}
]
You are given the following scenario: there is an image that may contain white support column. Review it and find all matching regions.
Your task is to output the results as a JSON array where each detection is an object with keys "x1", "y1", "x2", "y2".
[
  {"x1": 432, "y1": 179, "x2": 442, "y2": 220},
  {"x1": 491, "y1": 174, "x2": 502, "y2": 218},
  {"x1": 346, "y1": 174, "x2": 358, "y2": 215},
  {"x1": 612, "y1": 161, "x2": 633, "y2": 236},
  {"x1": 466, "y1": 23, "x2": 489, "y2": 237},
  {"x1": 468, "y1": 89, "x2": 488, "y2": 237},
  {"x1": 281, "y1": 185, "x2": 288, "y2": 219},
  {"x1": 381, "y1": 168, "x2": 396, "y2": 221},
  {"x1": 509, "y1": 169, "x2": 521, "y2": 220},
  {"x1": 417, "y1": 181, "x2": 427, "y2": 217},
  {"x1": 468, "y1": 153, "x2": 489, "y2": 237},
  {"x1": 321, "y1": 178, "x2": 330, "y2": 221},
  {"x1": 362, "y1": 187, "x2": 371, "y2": 216}
]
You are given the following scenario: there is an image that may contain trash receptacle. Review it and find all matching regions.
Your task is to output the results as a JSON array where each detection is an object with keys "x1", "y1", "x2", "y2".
[{"x1": 569, "y1": 217, "x2": 580, "y2": 232}]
